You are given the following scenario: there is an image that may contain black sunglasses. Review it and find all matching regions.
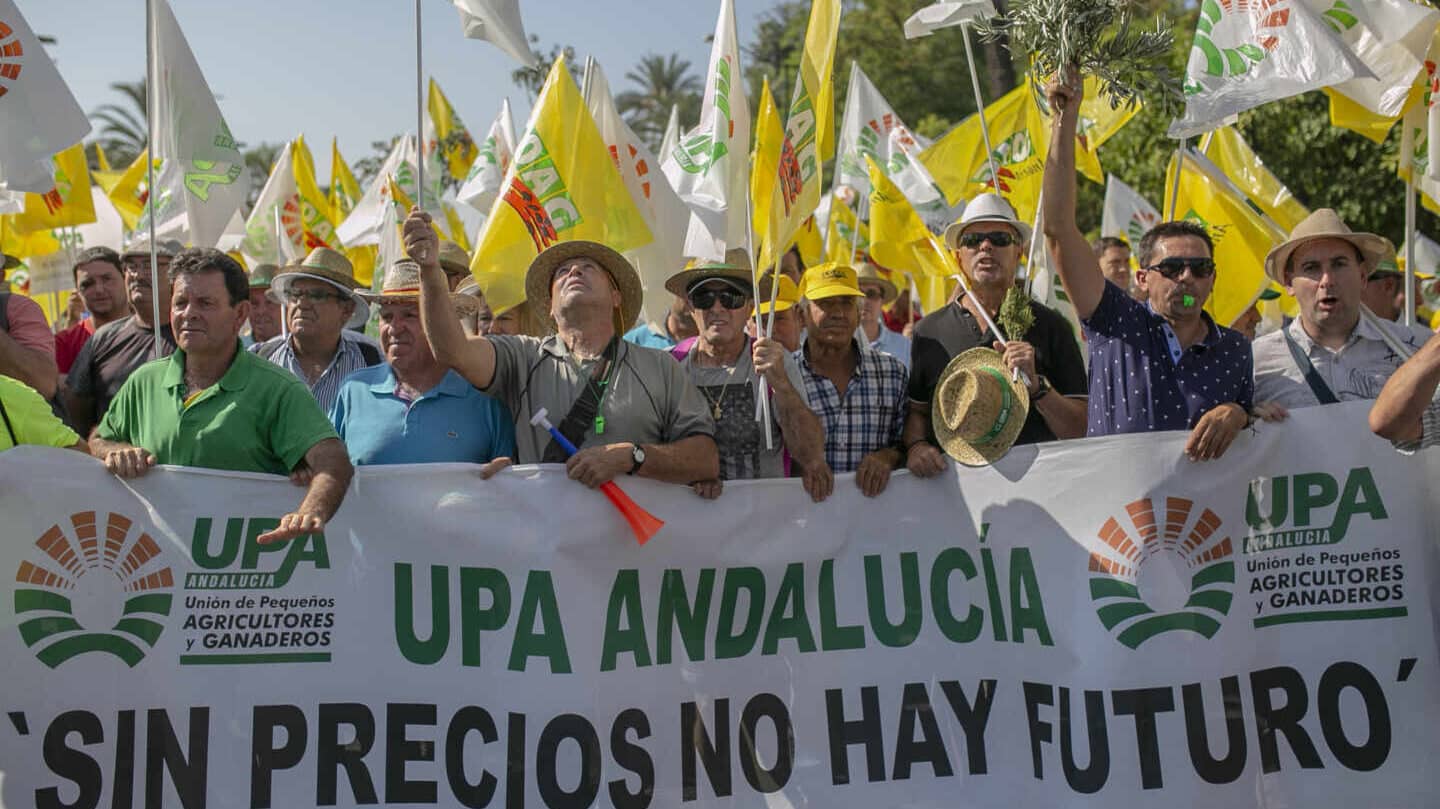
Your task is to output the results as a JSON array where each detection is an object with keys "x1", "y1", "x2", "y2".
[
  {"x1": 688, "y1": 287, "x2": 750, "y2": 311},
  {"x1": 959, "y1": 230, "x2": 1017, "y2": 249},
  {"x1": 1145, "y1": 257, "x2": 1216, "y2": 280}
]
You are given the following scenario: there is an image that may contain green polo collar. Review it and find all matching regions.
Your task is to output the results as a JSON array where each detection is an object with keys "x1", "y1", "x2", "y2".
[{"x1": 161, "y1": 341, "x2": 253, "y2": 394}]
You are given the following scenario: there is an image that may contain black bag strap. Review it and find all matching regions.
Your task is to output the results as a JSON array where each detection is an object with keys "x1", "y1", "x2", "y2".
[
  {"x1": 0, "y1": 392, "x2": 18, "y2": 448},
  {"x1": 541, "y1": 338, "x2": 618, "y2": 463},
  {"x1": 1283, "y1": 326, "x2": 1340, "y2": 405}
]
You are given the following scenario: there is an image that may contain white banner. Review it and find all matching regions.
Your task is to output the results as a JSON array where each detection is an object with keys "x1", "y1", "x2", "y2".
[{"x1": 1, "y1": 402, "x2": 1438, "y2": 807}]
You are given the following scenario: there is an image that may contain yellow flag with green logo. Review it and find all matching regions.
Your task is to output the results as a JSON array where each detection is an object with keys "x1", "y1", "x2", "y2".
[
  {"x1": 292, "y1": 135, "x2": 342, "y2": 250},
  {"x1": 763, "y1": 0, "x2": 841, "y2": 274},
  {"x1": 444, "y1": 204, "x2": 472, "y2": 252},
  {"x1": 428, "y1": 79, "x2": 479, "y2": 181},
  {"x1": 329, "y1": 139, "x2": 363, "y2": 224},
  {"x1": 825, "y1": 201, "x2": 869, "y2": 264},
  {"x1": 1202, "y1": 126, "x2": 1309, "y2": 232},
  {"x1": 470, "y1": 56, "x2": 653, "y2": 316},
  {"x1": 752, "y1": 78, "x2": 784, "y2": 270},
  {"x1": 867, "y1": 156, "x2": 957, "y2": 280},
  {"x1": 1165, "y1": 149, "x2": 1285, "y2": 329},
  {"x1": 106, "y1": 149, "x2": 153, "y2": 231},
  {"x1": 12, "y1": 143, "x2": 96, "y2": 233}
]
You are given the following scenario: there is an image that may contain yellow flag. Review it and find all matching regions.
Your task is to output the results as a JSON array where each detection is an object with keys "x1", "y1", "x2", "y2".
[
  {"x1": 444, "y1": 204, "x2": 472, "y2": 253},
  {"x1": 471, "y1": 56, "x2": 653, "y2": 315},
  {"x1": 12, "y1": 143, "x2": 97, "y2": 233},
  {"x1": 1165, "y1": 150, "x2": 1286, "y2": 329},
  {"x1": 793, "y1": 215, "x2": 825, "y2": 267},
  {"x1": 920, "y1": 84, "x2": 1041, "y2": 218},
  {"x1": 752, "y1": 78, "x2": 784, "y2": 270},
  {"x1": 1324, "y1": 85, "x2": 1417, "y2": 144},
  {"x1": 93, "y1": 144, "x2": 112, "y2": 173},
  {"x1": 0, "y1": 218, "x2": 61, "y2": 262},
  {"x1": 329, "y1": 139, "x2": 363, "y2": 224},
  {"x1": 292, "y1": 135, "x2": 342, "y2": 250},
  {"x1": 764, "y1": 0, "x2": 841, "y2": 272},
  {"x1": 825, "y1": 200, "x2": 870, "y2": 264},
  {"x1": 106, "y1": 149, "x2": 153, "y2": 230},
  {"x1": 428, "y1": 79, "x2": 479, "y2": 182},
  {"x1": 867, "y1": 156, "x2": 957, "y2": 280},
  {"x1": 1202, "y1": 126, "x2": 1309, "y2": 232},
  {"x1": 347, "y1": 245, "x2": 378, "y2": 288}
]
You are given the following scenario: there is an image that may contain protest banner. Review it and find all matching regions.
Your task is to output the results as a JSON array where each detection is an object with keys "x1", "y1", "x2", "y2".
[{"x1": 1, "y1": 402, "x2": 1436, "y2": 807}]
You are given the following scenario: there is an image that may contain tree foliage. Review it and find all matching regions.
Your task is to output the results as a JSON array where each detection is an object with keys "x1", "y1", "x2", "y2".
[
  {"x1": 89, "y1": 80, "x2": 148, "y2": 168},
  {"x1": 616, "y1": 53, "x2": 702, "y2": 150}
]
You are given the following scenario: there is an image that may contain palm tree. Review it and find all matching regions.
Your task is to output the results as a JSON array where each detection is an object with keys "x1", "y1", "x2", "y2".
[
  {"x1": 616, "y1": 53, "x2": 702, "y2": 152},
  {"x1": 90, "y1": 80, "x2": 148, "y2": 167}
]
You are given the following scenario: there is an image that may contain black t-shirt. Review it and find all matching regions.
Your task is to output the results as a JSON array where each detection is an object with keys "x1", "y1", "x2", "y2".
[
  {"x1": 66, "y1": 315, "x2": 177, "y2": 426},
  {"x1": 908, "y1": 299, "x2": 1087, "y2": 445}
]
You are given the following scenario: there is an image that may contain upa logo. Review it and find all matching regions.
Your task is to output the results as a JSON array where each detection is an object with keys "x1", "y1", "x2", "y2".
[
  {"x1": 1087, "y1": 497, "x2": 1236, "y2": 649},
  {"x1": 1185, "y1": 0, "x2": 1293, "y2": 94},
  {"x1": 0, "y1": 18, "x2": 22, "y2": 97},
  {"x1": 1244, "y1": 466, "x2": 1387, "y2": 553},
  {"x1": 13, "y1": 512, "x2": 174, "y2": 668}
]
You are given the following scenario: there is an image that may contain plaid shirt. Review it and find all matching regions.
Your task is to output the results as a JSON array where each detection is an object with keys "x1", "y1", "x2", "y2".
[{"x1": 795, "y1": 340, "x2": 908, "y2": 473}]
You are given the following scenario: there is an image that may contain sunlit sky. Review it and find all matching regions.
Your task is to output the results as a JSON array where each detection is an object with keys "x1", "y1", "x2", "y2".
[{"x1": 20, "y1": 0, "x2": 787, "y2": 183}]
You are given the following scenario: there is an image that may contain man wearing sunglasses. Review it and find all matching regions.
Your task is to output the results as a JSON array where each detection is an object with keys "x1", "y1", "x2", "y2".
[
  {"x1": 1043, "y1": 75, "x2": 1253, "y2": 461},
  {"x1": 905, "y1": 194, "x2": 1089, "y2": 478},
  {"x1": 665, "y1": 253, "x2": 829, "y2": 501}
]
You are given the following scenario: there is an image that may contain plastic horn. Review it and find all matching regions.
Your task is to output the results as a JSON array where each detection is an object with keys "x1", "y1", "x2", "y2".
[{"x1": 529, "y1": 408, "x2": 664, "y2": 545}]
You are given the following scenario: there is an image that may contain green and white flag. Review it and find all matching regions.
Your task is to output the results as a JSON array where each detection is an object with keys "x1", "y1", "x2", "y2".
[
  {"x1": 1309, "y1": 0, "x2": 1440, "y2": 118},
  {"x1": 1101, "y1": 174, "x2": 1162, "y2": 247},
  {"x1": 1170, "y1": 0, "x2": 1369, "y2": 139},
  {"x1": 336, "y1": 135, "x2": 440, "y2": 247},
  {"x1": 0, "y1": 0, "x2": 92, "y2": 194},
  {"x1": 240, "y1": 141, "x2": 303, "y2": 266},
  {"x1": 661, "y1": 0, "x2": 751, "y2": 261},
  {"x1": 456, "y1": 99, "x2": 515, "y2": 212}
]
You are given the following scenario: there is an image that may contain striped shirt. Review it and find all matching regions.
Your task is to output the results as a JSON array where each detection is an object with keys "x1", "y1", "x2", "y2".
[
  {"x1": 795, "y1": 339, "x2": 908, "y2": 473},
  {"x1": 250, "y1": 331, "x2": 381, "y2": 414}
]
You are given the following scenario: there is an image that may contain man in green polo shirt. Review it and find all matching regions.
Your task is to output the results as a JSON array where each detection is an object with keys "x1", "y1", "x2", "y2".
[
  {"x1": 90, "y1": 249, "x2": 353, "y2": 546},
  {"x1": 0, "y1": 375, "x2": 86, "y2": 453}
]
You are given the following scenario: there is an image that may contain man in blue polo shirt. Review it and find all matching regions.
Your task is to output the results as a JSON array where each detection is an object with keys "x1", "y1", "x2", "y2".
[
  {"x1": 1042, "y1": 74, "x2": 1252, "y2": 461},
  {"x1": 331, "y1": 259, "x2": 515, "y2": 466}
]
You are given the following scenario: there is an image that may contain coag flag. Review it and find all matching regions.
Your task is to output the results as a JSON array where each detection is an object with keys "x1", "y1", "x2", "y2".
[
  {"x1": 825, "y1": 198, "x2": 870, "y2": 265},
  {"x1": 867, "y1": 156, "x2": 957, "y2": 281},
  {"x1": 586, "y1": 60, "x2": 689, "y2": 330},
  {"x1": 470, "y1": 56, "x2": 652, "y2": 317},
  {"x1": 0, "y1": 0, "x2": 92, "y2": 194},
  {"x1": 457, "y1": 99, "x2": 516, "y2": 212},
  {"x1": 292, "y1": 134, "x2": 341, "y2": 250},
  {"x1": 752, "y1": 78, "x2": 783, "y2": 269},
  {"x1": 11, "y1": 142, "x2": 97, "y2": 233},
  {"x1": 1100, "y1": 174, "x2": 1162, "y2": 245},
  {"x1": 1035, "y1": 76, "x2": 1136, "y2": 184},
  {"x1": 451, "y1": 0, "x2": 538, "y2": 67},
  {"x1": 428, "y1": 79, "x2": 479, "y2": 182},
  {"x1": 919, "y1": 83, "x2": 1045, "y2": 222},
  {"x1": 1170, "y1": 0, "x2": 1367, "y2": 138},
  {"x1": 1202, "y1": 125, "x2": 1309, "y2": 231},
  {"x1": 763, "y1": 0, "x2": 841, "y2": 275},
  {"x1": 241, "y1": 141, "x2": 303, "y2": 265},
  {"x1": 662, "y1": 0, "x2": 752, "y2": 261},
  {"x1": 1165, "y1": 148, "x2": 1287, "y2": 327},
  {"x1": 329, "y1": 139, "x2": 362, "y2": 223}
]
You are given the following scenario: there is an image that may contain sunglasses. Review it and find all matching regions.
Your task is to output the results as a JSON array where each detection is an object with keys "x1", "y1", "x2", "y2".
[
  {"x1": 1145, "y1": 257, "x2": 1216, "y2": 280},
  {"x1": 688, "y1": 287, "x2": 750, "y2": 311},
  {"x1": 959, "y1": 230, "x2": 1018, "y2": 249}
]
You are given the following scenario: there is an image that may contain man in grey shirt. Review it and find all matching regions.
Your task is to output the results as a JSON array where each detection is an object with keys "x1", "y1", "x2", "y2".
[
  {"x1": 667, "y1": 251, "x2": 829, "y2": 501},
  {"x1": 1252, "y1": 210, "x2": 1431, "y2": 421},
  {"x1": 405, "y1": 209, "x2": 718, "y2": 489}
]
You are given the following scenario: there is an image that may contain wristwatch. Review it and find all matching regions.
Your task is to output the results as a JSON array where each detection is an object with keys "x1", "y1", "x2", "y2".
[
  {"x1": 1032, "y1": 374, "x2": 1051, "y2": 401},
  {"x1": 628, "y1": 443, "x2": 647, "y2": 475}
]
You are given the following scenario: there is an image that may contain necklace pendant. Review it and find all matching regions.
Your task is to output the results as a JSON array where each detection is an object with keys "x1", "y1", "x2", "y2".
[{"x1": 712, "y1": 402, "x2": 723, "y2": 421}]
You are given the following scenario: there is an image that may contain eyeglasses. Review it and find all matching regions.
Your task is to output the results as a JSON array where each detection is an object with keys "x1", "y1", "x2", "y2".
[
  {"x1": 862, "y1": 286, "x2": 884, "y2": 300},
  {"x1": 688, "y1": 287, "x2": 750, "y2": 311},
  {"x1": 1144, "y1": 257, "x2": 1216, "y2": 280},
  {"x1": 959, "y1": 230, "x2": 1017, "y2": 249},
  {"x1": 282, "y1": 289, "x2": 350, "y2": 305}
]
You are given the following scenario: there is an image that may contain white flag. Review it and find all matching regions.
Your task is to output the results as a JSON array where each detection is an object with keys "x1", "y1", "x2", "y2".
[
  {"x1": 336, "y1": 135, "x2": 440, "y2": 247},
  {"x1": 0, "y1": 0, "x2": 92, "y2": 193},
  {"x1": 902, "y1": 0, "x2": 997, "y2": 39},
  {"x1": 240, "y1": 142, "x2": 303, "y2": 266},
  {"x1": 1026, "y1": 205, "x2": 1083, "y2": 341},
  {"x1": 661, "y1": 0, "x2": 751, "y2": 261},
  {"x1": 457, "y1": 99, "x2": 516, "y2": 212},
  {"x1": 1170, "y1": 0, "x2": 1370, "y2": 138},
  {"x1": 1400, "y1": 59, "x2": 1440, "y2": 206},
  {"x1": 586, "y1": 62, "x2": 690, "y2": 330},
  {"x1": 1400, "y1": 232, "x2": 1440, "y2": 275},
  {"x1": 452, "y1": 0, "x2": 538, "y2": 68},
  {"x1": 149, "y1": 0, "x2": 247, "y2": 247},
  {"x1": 1101, "y1": 175, "x2": 1163, "y2": 246},
  {"x1": 658, "y1": 104, "x2": 682, "y2": 167},
  {"x1": 1312, "y1": 0, "x2": 1440, "y2": 118}
]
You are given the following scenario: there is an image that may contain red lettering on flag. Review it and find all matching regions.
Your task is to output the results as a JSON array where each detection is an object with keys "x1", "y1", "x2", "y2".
[
  {"x1": 502, "y1": 176, "x2": 558, "y2": 252},
  {"x1": 777, "y1": 136, "x2": 802, "y2": 216},
  {"x1": 41, "y1": 188, "x2": 63, "y2": 215}
]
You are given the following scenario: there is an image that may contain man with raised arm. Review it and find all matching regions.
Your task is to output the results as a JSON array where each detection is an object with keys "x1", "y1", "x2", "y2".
[
  {"x1": 1041, "y1": 75, "x2": 1253, "y2": 462},
  {"x1": 405, "y1": 208, "x2": 718, "y2": 489}
]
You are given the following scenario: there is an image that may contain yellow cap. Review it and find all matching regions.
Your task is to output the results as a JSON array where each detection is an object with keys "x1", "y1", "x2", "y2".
[
  {"x1": 754, "y1": 273, "x2": 799, "y2": 316},
  {"x1": 800, "y1": 262, "x2": 866, "y2": 301}
]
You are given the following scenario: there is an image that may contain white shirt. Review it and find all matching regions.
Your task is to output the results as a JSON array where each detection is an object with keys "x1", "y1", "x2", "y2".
[{"x1": 1252, "y1": 313, "x2": 1431, "y2": 409}]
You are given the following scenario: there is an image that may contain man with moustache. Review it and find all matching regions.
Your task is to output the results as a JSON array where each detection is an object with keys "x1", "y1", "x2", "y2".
[
  {"x1": 90, "y1": 248, "x2": 352, "y2": 546},
  {"x1": 55, "y1": 247, "x2": 131, "y2": 374},
  {"x1": 245, "y1": 264, "x2": 283, "y2": 345},
  {"x1": 1042, "y1": 74, "x2": 1253, "y2": 461},
  {"x1": 65, "y1": 240, "x2": 180, "y2": 435}
]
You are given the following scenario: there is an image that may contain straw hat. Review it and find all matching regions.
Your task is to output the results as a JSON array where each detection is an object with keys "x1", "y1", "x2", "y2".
[
  {"x1": 524, "y1": 240, "x2": 644, "y2": 329},
  {"x1": 754, "y1": 273, "x2": 799, "y2": 316},
  {"x1": 272, "y1": 247, "x2": 370, "y2": 328},
  {"x1": 856, "y1": 262, "x2": 899, "y2": 303},
  {"x1": 664, "y1": 248, "x2": 754, "y2": 297},
  {"x1": 119, "y1": 238, "x2": 182, "y2": 261},
  {"x1": 361, "y1": 258, "x2": 478, "y2": 316},
  {"x1": 437, "y1": 241, "x2": 472, "y2": 278},
  {"x1": 249, "y1": 263, "x2": 279, "y2": 290},
  {"x1": 1264, "y1": 209, "x2": 1394, "y2": 285},
  {"x1": 932, "y1": 347, "x2": 1030, "y2": 466},
  {"x1": 943, "y1": 193, "x2": 1030, "y2": 250},
  {"x1": 800, "y1": 262, "x2": 867, "y2": 300}
]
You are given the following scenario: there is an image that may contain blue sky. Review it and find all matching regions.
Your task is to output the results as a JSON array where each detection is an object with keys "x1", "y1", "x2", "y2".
[{"x1": 21, "y1": 0, "x2": 785, "y2": 183}]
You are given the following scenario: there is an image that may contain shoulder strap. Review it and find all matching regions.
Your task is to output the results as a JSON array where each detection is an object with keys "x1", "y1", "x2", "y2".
[
  {"x1": 256, "y1": 338, "x2": 281, "y2": 361},
  {"x1": 540, "y1": 338, "x2": 618, "y2": 463},
  {"x1": 0, "y1": 392, "x2": 17, "y2": 447},
  {"x1": 1282, "y1": 327, "x2": 1340, "y2": 405},
  {"x1": 0, "y1": 291, "x2": 10, "y2": 334},
  {"x1": 357, "y1": 340, "x2": 382, "y2": 366}
]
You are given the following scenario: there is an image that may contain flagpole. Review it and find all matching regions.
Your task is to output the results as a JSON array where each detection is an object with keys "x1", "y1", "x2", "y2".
[
  {"x1": 1168, "y1": 140, "x2": 1187, "y2": 220},
  {"x1": 1024, "y1": 190, "x2": 1044, "y2": 298},
  {"x1": 848, "y1": 196, "x2": 867, "y2": 266},
  {"x1": 744, "y1": 175, "x2": 775, "y2": 450},
  {"x1": 959, "y1": 23, "x2": 999, "y2": 188},
  {"x1": 414, "y1": 0, "x2": 425, "y2": 212},
  {"x1": 1405, "y1": 175, "x2": 1417, "y2": 327},
  {"x1": 145, "y1": 0, "x2": 162, "y2": 360}
]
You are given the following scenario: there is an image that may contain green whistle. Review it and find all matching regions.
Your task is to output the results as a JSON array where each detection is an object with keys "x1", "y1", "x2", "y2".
[{"x1": 1183, "y1": 294, "x2": 1195, "y2": 307}]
